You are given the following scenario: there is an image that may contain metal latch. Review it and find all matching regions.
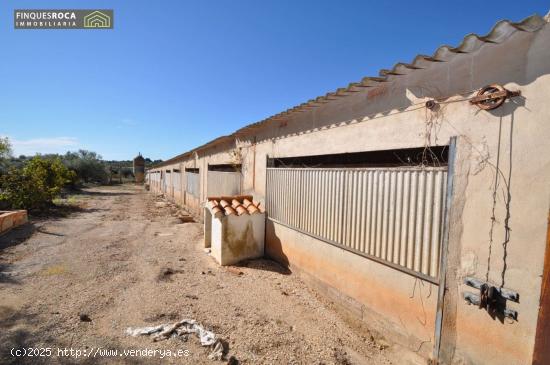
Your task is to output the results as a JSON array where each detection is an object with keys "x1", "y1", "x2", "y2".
[{"x1": 463, "y1": 277, "x2": 519, "y2": 320}]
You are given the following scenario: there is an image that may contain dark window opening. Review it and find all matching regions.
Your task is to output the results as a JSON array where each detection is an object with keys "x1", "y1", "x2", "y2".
[
  {"x1": 185, "y1": 168, "x2": 199, "y2": 173},
  {"x1": 267, "y1": 146, "x2": 448, "y2": 168},
  {"x1": 208, "y1": 164, "x2": 241, "y2": 172}
]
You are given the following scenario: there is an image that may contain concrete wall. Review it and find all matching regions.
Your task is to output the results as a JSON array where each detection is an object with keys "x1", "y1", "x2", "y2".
[
  {"x1": 266, "y1": 220, "x2": 438, "y2": 351},
  {"x1": 0, "y1": 210, "x2": 28, "y2": 235},
  {"x1": 147, "y1": 22, "x2": 550, "y2": 364},
  {"x1": 208, "y1": 211, "x2": 265, "y2": 266},
  {"x1": 148, "y1": 140, "x2": 239, "y2": 216}
]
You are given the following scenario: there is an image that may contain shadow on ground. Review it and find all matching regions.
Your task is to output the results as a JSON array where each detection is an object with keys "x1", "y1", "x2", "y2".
[
  {"x1": 32, "y1": 206, "x2": 107, "y2": 219},
  {"x1": 73, "y1": 190, "x2": 133, "y2": 197},
  {"x1": 0, "y1": 205, "x2": 104, "y2": 251},
  {"x1": 237, "y1": 258, "x2": 292, "y2": 275},
  {"x1": 0, "y1": 310, "x2": 150, "y2": 365},
  {"x1": 0, "y1": 263, "x2": 20, "y2": 284},
  {"x1": 0, "y1": 224, "x2": 36, "y2": 251}
]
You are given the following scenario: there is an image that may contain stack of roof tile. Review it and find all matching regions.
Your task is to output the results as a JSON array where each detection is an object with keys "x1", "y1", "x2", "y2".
[{"x1": 206, "y1": 195, "x2": 263, "y2": 217}]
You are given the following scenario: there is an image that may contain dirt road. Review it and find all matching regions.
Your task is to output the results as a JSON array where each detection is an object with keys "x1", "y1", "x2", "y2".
[{"x1": 0, "y1": 185, "x2": 409, "y2": 364}]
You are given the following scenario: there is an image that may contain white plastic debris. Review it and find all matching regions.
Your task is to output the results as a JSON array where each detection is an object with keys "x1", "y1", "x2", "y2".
[
  {"x1": 126, "y1": 319, "x2": 224, "y2": 360},
  {"x1": 208, "y1": 340, "x2": 224, "y2": 360}
]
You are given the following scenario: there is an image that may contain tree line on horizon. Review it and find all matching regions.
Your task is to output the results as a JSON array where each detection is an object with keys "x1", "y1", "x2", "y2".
[{"x1": 0, "y1": 137, "x2": 161, "y2": 211}]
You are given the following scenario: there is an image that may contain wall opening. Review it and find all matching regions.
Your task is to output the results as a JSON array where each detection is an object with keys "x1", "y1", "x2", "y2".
[
  {"x1": 208, "y1": 164, "x2": 242, "y2": 172},
  {"x1": 268, "y1": 146, "x2": 448, "y2": 168}
]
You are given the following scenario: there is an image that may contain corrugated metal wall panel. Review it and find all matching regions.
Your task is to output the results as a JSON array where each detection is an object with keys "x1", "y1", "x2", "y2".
[
  {"x1": 186, "y1": 172, "x2": 200, "y2": 197},
  {"x1": 266, "y1": 167, "x2": 447, "y2": 279},
  {"x1": 207, "y1": 171, "x2": 241, "y2": 197},
  {"x1": 173, "y1": 172, "x2": 181, "y2": 191}
]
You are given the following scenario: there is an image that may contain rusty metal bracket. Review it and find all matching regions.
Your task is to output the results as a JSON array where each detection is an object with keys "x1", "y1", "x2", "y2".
[
  {"x1": 464, "y1": 276, "x2": 519, "y2": 302},
  {"x1": 463, "y1": 277, "x2": 519, "y2": 321},
  {"x1": 463, "y1": 292, "x2": 518, "y2": 320},
  {"x1": 470, "y1": 84, "x2": 521, "y2": 110}
]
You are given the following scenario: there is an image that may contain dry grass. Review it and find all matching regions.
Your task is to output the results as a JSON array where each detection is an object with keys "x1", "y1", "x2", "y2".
[{"x1": 39, "y1": 265, "x2": 67, "y2": 276}]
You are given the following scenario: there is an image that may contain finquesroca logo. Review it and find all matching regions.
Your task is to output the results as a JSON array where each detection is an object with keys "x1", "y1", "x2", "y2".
[
  {"x1": 14, "y1": 9, "x2": 113, "y2": 29},
  {"x1": 83, "y1": 10, "x2": 111, "y2": 28}
]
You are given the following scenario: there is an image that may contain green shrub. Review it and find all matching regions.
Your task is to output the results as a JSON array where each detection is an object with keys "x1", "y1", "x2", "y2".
[
  {"x1": 120, "y1": 167, "x2": 134, "y2": 179},
  {"x1": 0, "y1": 157, "x2": 76, "y2": 211},
  {"x1": 63, "y1": 150, "x2": 108, "y2": 184}
]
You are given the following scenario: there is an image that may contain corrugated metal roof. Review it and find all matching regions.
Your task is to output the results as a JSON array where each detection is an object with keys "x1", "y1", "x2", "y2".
[{"x1": 151, "y1": 13, "x2": 548, "y2": 170}]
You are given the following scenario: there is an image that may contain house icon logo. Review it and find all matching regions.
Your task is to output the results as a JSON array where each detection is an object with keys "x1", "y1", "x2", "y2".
[{"x1": 83, "y1": 10, "x2": 111, "y2": 28}]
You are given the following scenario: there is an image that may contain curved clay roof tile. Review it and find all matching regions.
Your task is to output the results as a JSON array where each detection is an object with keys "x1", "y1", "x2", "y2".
[{"x1": 224, "y1": 206, "x2": 236, "y2": 215}]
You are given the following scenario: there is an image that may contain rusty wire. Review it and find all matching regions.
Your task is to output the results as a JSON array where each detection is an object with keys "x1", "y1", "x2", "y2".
[
  {"x1": 440, "y1": 114, "x2": 514, "y2": 289},
  {"x1": 487, "y1": 117, "x2": 503, "y2": 283},
  {"x1": 500, "y1": 113, "x2": 514, "y2": 289}
]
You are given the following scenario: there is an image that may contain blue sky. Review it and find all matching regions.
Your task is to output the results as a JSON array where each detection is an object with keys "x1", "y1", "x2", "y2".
[{"x1": 1, "y1": 1, "x2": 548, "y2": 160}]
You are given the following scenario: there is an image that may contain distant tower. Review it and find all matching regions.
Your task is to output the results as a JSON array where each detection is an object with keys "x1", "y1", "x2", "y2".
[{"x1": 133, "y1": 153, "x2": 145, "y2": 183}]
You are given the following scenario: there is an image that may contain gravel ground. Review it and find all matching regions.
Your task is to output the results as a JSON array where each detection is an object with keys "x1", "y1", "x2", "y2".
[{"x1": 0, "y1": 185, "x2": 418, "y2": 364}]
